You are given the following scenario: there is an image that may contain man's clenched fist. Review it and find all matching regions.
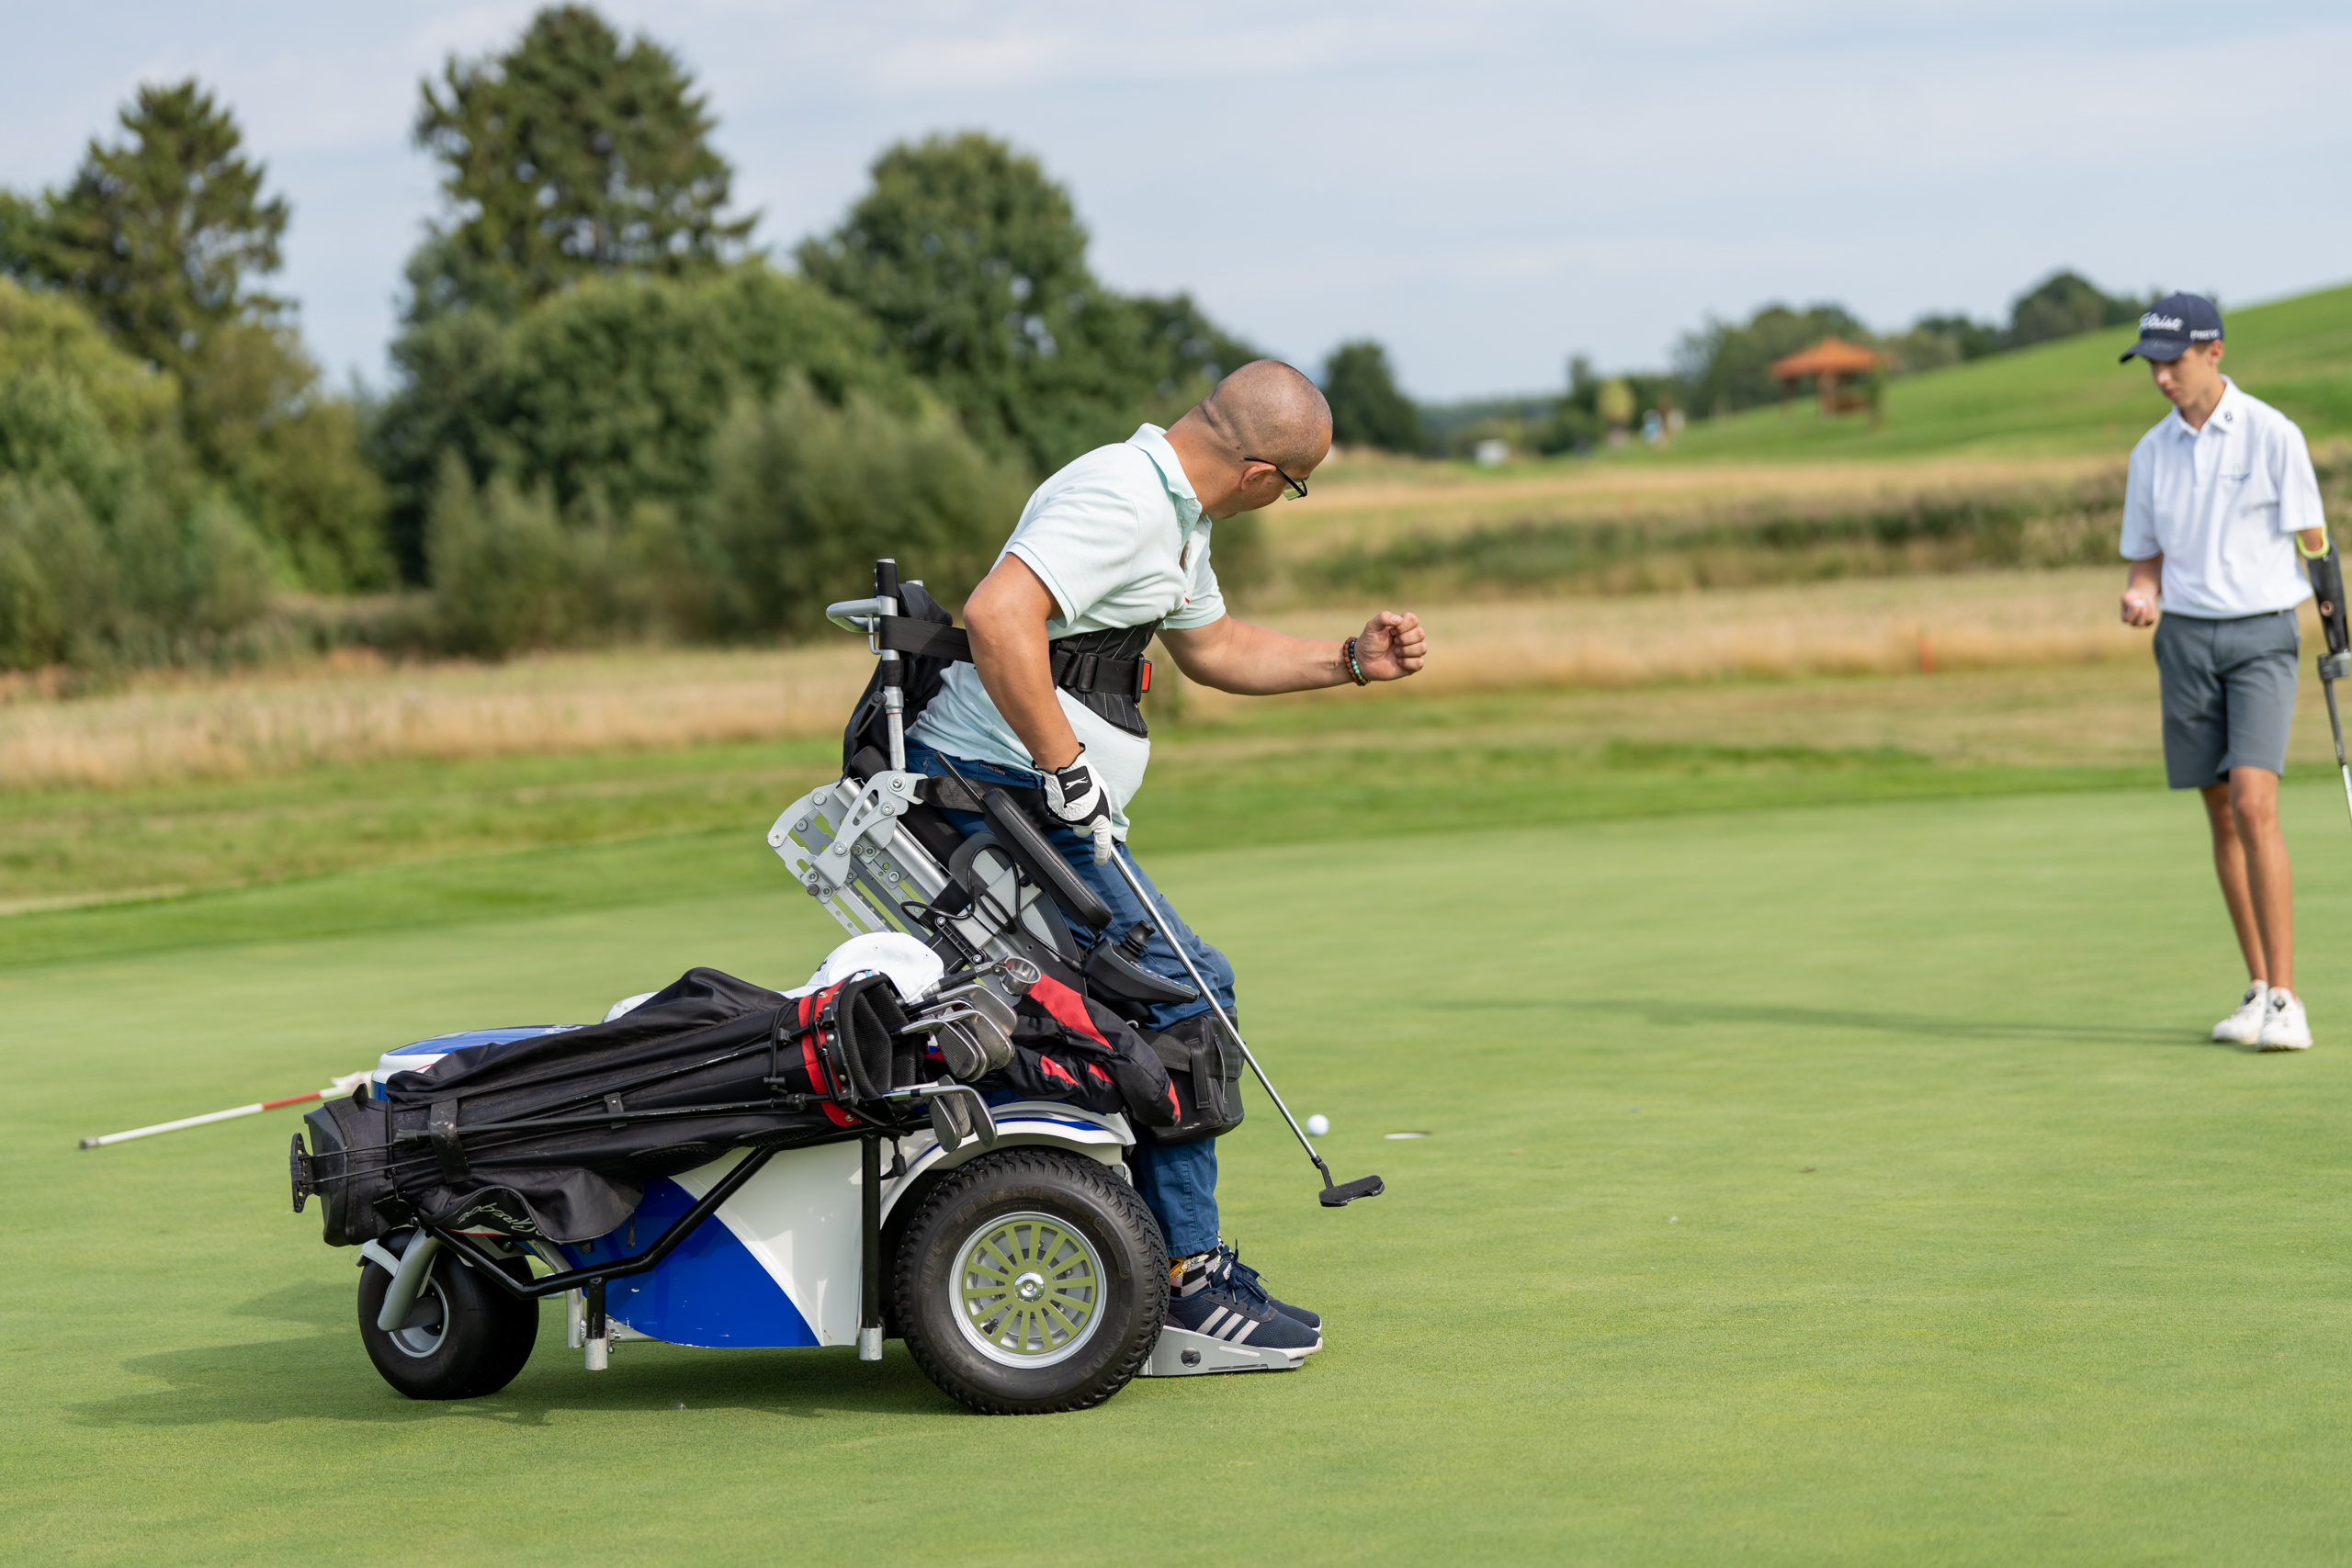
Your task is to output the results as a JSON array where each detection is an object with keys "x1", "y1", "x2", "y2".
[
  {"x1": 1353, "y1": 611, "x2": 1428, "y2": 680},
  {"x1": 1044, "y1": 748, "x2": 1116, "y2": 863}
]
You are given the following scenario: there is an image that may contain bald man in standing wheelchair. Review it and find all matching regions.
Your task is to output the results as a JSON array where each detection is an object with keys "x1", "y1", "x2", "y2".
[{"x1": 904, "y1": 361, "x2": 1426, "y2": 1356}]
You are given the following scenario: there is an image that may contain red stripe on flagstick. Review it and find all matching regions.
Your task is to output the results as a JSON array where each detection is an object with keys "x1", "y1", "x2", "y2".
[{"x1": 259, "y1": 1090, "x2": 327, "y2": 1111}]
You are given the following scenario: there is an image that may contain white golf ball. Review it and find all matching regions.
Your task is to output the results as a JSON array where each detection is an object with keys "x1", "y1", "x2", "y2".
[{"x1": 1305, "y1": 1114, "x2": 1329, "y2": 1136}]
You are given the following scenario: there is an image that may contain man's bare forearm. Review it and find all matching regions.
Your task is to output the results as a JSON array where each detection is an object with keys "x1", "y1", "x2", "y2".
[{"x1": 1160, "y1": 619, "x2": 1349, "y2": 694}]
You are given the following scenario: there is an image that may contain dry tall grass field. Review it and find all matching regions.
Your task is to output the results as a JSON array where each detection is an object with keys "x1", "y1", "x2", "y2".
[
  {"x1": 1, "y1": 567, "x2": 2181, "y2": 792},
  {"x1": 1284, "y1": 448, "x2": 2122, "y2": 556}
]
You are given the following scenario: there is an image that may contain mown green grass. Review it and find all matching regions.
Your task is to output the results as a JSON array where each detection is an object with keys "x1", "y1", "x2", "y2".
[
  {"x1": 1584, "y1": 281, "x2": 2352, "y2": 467},
  {"x1": 0, "y1": 680, "x2": 2158, "y2": 969},
  {"x1": 6, "y1": 780, "x2": 2352, "y2": 1564}
]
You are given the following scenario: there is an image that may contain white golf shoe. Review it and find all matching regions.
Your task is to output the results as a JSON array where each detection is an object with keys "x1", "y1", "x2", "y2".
[
  {"x1": 2212, "y1": 984, "x2": 2267, "y2": 1045},
  {"x1": 2257, "y1": 988, "x2": 2312, "y2": 1052}
]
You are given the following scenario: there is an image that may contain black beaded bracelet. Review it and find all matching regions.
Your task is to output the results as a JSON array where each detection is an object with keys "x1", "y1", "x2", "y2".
[{"x1": 1343, "y1": 636, "x2": 1370, "y2": 686}]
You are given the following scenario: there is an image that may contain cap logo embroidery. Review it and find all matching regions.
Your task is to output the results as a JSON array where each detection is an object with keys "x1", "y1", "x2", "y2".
[{"x1": 2141, "y1": 312, "x2": 2184, "y2": 332}]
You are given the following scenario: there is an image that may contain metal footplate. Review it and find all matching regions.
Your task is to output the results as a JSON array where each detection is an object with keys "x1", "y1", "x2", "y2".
[{"x1": 1137, "y1": 1324, "x2": 1306, "y2": 1376}]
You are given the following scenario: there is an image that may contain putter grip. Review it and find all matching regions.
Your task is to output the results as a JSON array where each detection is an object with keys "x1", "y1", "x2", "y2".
[{"x1": 2309, "y1": 542, "x2": 2350, "y2": 658}]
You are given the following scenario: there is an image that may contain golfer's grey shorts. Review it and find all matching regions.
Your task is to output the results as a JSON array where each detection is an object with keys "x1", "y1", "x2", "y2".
[{"x1": 2153, "y1": 610, "x2": 2300, "y2": 788}]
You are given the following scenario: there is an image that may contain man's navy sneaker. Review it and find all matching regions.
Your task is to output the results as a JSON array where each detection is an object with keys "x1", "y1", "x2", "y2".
[
  {"x1": 1210, "y1": 1243, "x2": 1320, "y2": 1331},
  {"x1": 1167, "y1": 1250, "x2": 1320, "y2": 1356}
]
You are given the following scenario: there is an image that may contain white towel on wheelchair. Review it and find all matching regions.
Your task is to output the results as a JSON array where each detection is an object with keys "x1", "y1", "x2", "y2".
[{"x1": 603, "y1": 931, "x2": 944, "y2": 1022}]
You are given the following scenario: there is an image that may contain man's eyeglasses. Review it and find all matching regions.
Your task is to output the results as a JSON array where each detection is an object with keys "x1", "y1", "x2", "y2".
[{"x1": 1243, "y1": 457, "x2": 1308, "y2": 501}]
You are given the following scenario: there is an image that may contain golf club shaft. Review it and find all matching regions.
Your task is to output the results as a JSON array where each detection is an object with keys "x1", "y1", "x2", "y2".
[
  {"x1": 2326, "y1": 676, "x2": 2352, "y2": 829},
  {"x1": 78, "y1": 1088, "x2": 333, "y2": 1149},
  {"x1": 1105, "y1": 846, "x2": 1338, "y2": 1188}
]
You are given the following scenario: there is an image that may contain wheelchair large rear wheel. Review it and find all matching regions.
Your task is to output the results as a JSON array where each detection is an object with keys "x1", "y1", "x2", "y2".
[{"x1": 895, "y1": 1148, "x2": 1169, "y2": 1414}]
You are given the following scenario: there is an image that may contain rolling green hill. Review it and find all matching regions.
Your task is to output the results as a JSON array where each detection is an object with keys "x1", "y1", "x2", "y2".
[{"x1": 1641, "y1": 281, "x2": 2352, "y2": 465}]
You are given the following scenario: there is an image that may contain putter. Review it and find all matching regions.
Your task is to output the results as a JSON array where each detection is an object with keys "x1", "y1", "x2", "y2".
[
  {"x1": 2306, "y1": 540, "x2": 2352, "y2": 828},
  {"x1": 1103, "y1": 845, "x2": 1384, "y2": 1208}
]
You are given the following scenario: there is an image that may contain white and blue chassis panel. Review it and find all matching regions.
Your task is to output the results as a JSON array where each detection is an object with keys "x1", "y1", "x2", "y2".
[{"x1": 548, "y1": 1102, "x2": 1132, "y2": 1350}]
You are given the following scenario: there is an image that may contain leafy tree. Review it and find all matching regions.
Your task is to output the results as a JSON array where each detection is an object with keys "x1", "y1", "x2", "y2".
[
  {"x1": 368, "y1": 265, "x2": 919, "y2": 578},
  {"x1": 1322, "y1": 340, "x2": 1419, "y2": 453},
  {"x1": 0, "y1": 277, "x2": 179, "y2": 455},
  {"x1": 180, "y1": 321, "x2": 389, "y2": 589},
  {"x1": 412, "y1": 5, "x2": 752, "y2": 318},
  {"x1": 0, "y1": 284, "x2": 277, "y2": 670},
  {"x1": 4, "y1": 83, "x2": 388, "y2": 590},
  {"x1": 797, "y1": 132, "x2": 1105, "y2": 473},
  {"x1": 1909, "y1": 312, "x2": 2002, "y2": 362},
  {"x1": 701, "y1": 376, "x2": 1030, "y2": 638},
  {"x1": 1124, "y1": 291, "x2": 1261, "y2": 426},
  {"x1": 797, "y1": 132, "x2": 1254, "y2": 475},
  {"x1": 13, "y1": 80, "x2": 288, "y2": 377},
  {"x1": 2008, "y1": 270, "x2": 2145, "y2": 349},
  {"x1": 0, "y1": 190, "x2": 41, "y2": 282},
  {"x1": 1675, "y1": 302, "x2": 1871, "y2": 417}
]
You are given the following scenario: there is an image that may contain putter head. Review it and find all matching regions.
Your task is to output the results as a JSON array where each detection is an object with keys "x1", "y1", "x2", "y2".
[{"x1": 1318, "y1": 1174, "x2": 1385, "y2": 1208}]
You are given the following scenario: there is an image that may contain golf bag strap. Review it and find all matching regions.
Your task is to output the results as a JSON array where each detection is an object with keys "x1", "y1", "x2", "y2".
[
  {"x1": 427, "y1": 1100, "x2": 470, "y2": 1183},
  {"x1": 875, "y1": 616, "x2": 972, "y2": 663}
]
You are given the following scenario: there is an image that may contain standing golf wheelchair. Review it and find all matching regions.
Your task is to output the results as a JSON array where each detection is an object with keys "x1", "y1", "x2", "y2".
[{"x1": 289, "y1": 560, "x2": 1338, "y2": 1415}]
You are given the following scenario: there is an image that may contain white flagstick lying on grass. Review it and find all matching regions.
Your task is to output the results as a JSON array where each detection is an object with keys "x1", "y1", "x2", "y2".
[{"x1": 78, "y1": 1071, "x2": 371, "y2": 1149}]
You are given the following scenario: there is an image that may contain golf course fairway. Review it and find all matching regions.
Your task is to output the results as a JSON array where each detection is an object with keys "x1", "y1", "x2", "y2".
[{"x1": 6, "y1": 784, "x2": 2348, "y2": 1564}]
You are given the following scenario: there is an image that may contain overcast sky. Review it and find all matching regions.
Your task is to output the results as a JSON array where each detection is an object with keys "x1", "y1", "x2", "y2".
[{"x1": 5, "y1": 1, "x2": 2347, "y2": 400}]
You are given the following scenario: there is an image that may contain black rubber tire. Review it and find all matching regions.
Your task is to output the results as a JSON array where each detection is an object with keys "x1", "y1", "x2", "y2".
[
  {"x1": 895, "y1": 1149, "x2": 1169, "y2": 1415},
  {"x1": 356, "y1": 1245, "x2": 539, "y2": 1400}
]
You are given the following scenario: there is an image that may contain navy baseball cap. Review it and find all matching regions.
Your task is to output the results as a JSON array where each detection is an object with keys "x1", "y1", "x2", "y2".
[{"x1": 2120, "y1": 293, "x2": 2222, "y2": 363}]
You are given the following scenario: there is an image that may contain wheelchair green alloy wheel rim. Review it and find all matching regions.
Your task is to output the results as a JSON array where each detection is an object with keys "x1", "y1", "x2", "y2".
[{"x1": 953, "y1": 1210, "x2": 1107, "y2": 1368}]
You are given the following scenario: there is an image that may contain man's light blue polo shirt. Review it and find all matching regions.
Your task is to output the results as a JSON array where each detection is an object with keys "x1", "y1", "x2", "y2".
[{"x1": 907, "y1": 423, "x2": 1227, "y2": 836}]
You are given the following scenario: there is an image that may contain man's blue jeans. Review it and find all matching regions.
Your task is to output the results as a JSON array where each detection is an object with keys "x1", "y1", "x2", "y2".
[{"x1": 905, "y1": 742, "x2": 1232, "y2": 1259}]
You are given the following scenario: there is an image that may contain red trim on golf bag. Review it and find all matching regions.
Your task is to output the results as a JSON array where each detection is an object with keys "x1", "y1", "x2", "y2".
[
  {"x1": 1001, "y1": 979, "x2": 1182, "y2": 1131},
  {"x1": 793, "y1": 985, "x2": 859, "y2": 1129},
  {"x1": 1029, "y1": 974, "x2": 1109, "y2": 1047}
]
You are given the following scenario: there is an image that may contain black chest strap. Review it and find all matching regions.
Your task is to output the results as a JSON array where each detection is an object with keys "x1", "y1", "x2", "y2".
[{"x1": 876, "y1": 615, "x2": 1165, "y2": 738}]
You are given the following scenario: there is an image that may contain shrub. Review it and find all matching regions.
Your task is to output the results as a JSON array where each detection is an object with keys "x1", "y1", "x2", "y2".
[
  {"x1": 700, "y1": 378, "x2": 1028, "y2": 637},
  {"x1": 0, "y1": 476, "x2": 274, "y2": 671},
  {"x1": 424, "y1": 457, "x2": 594, "y2": 657},
  {"x1": 180, "y1": 321, "x2": 391, "y2": 592},
  {"x1": 374, "y1": 265, "x2": 923, "y2": 580}
]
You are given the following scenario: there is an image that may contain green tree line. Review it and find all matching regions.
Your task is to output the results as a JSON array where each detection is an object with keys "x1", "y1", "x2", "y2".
[
  {"x1": 0, "y1": 5, "x2": 1269, "y2": 671},
  {"x1": 0, "y1": 2, "x2": 2183, "y2": 672}
]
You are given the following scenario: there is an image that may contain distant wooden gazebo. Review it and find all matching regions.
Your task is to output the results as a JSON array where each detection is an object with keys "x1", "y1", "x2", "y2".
[{"x1": 1770, "y1": 337, "x2": 1888, "y2": 419}]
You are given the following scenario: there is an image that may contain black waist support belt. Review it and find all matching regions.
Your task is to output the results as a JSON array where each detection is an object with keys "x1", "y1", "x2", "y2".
[{"x1": 875, "y1": 615, "x2": 1166, "y2": 739}]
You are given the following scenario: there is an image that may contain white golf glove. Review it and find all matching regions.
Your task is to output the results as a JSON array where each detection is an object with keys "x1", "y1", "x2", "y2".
[{"x1": 1043, "y1": 748, "x2": 1116, "y2": 864}]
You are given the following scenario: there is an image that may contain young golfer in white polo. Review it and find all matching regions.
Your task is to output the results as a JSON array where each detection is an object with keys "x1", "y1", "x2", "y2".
[{"x1": 2118, "y1": 293, "x2": 2329, "y2": 1049}]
